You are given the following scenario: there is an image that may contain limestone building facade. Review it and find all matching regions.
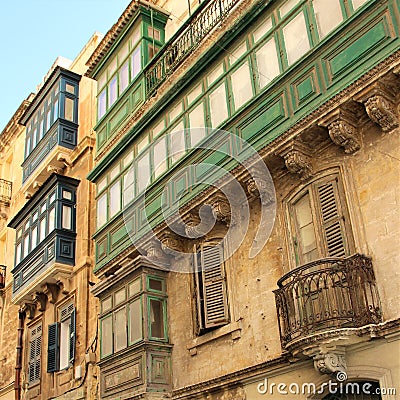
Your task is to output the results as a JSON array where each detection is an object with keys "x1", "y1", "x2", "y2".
[
  {"x1": 0, "y1": 34, "x2": 102, "y2": 400},
  {"x1": 86, "y1": 0, "x2": 400, "y2": 399}
]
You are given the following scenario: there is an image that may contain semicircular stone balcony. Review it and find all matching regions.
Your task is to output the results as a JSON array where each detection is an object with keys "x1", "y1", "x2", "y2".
[{"x1": 274, "y1": 254, "x2": 382, "y2": 354}]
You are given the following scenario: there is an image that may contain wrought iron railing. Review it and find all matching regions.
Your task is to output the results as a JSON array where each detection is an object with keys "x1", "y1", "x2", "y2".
[
  {"x1": 274, "y1": 254, "x2": 382, "y2": 347},
  {"x1": 145, "y1": 0, "x2": 242, "y2": 96},
  {"x1": 0, "y1": 179, "x2": 12, "y2": 204}
]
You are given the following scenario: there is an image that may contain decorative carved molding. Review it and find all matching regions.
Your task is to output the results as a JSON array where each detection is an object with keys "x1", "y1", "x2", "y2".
[
  {"x1": 42, "y1": 283, "x2": 59, "y2": 304},
  {"x1": 205, "y1": 192, "x2": 231, "y2": 226},
  {"x1": 319, "y1": 107, "x2": 361, "y2": 154},
  {"x1": 364, "y1": 95, "x2": 398, "y2": 132},
  {"x1": 276, "y1": 140, "x2": 313, "y2": 180},
  {"x1": 32, "y1": 292, "x2": 47, "y2": 312},
  {"x1": 33, "y1": 180, "x2": 43, "y2": 190},
  {"x1": 57, "y1": 153, "x2": 72, "y2": 168},
  {"x1": 305, "y1": 345, "x2": 347, "y2": 376},
  {"x1": 47, "y1": 164, "x2": 64, "y2": 175},
  {"x1": 159, "y1": 231, "x2": 185, "y2": 255},
  {"x1": 143, "y1": 240, "x2": 170, "y2": 265},
  {"x1": 184, "y1": 209, "x2": 210, "y2": 239},
  {"x1": 56, "y1": 275, "x2": 71, "y2": 295},
  {"x1": 20, "y1": 302, "x2": 36, "y2": 319},
  {"x1": 246, "y1": 168, "x2": 275, "y2": 205}
]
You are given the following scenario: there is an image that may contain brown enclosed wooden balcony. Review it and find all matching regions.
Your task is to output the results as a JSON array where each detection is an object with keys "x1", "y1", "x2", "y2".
[{"x1": 274, "y1": 254, "x2": 382, "y2": 348}]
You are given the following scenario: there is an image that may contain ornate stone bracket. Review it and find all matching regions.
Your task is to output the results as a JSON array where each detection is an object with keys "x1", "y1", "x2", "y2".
[
  {"x1": 33, "y1": 292, "x2": 47, "y2": 312},
  {"x1": 159, "y1": 231, "x2": 186, "y2": 256},
  {"x1": 47, "y1": 164, "x2": 64, "y2": 175},
  {"x1": 246, "y1": 168, "x2": 275, "y2": 206},
  {"x1": 20, "y1": 302, "x2": 36, "y2": 320},
  {"x1": 56, "y1": 274, "x2": 72, "y2": 295},
  {"x1": 354, "y1": 82, "x2": 399, "y2": 133},
  {"x1": 304, "y1": 345, "x2": 347, "y2": 377},
  {"x1": 205, "y1": 192, "x2": 231, "y2": 226},
  {"x1": 142, "y1": 240, "x2": 170, "y2": 265},
  {"x1": 184, "y1": 209, "x2": 212, "y2": 239},
  {"x1": 42, "y1": 283, "x2": 59, "y2": 304},
  {"x1": 276, "y1": 140, "x2": 313, "y2": 181},
  {"x1": 57, "y1": 152, "x2": 72, "y2": 168},
  {"x1": 319, "y1": 108, "x2": 361, "y2": 154}
]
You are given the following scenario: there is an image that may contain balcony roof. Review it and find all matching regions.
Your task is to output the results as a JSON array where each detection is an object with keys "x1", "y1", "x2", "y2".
[{"x1": 85, "y1": 0, "x2": 170, "y2": 78}]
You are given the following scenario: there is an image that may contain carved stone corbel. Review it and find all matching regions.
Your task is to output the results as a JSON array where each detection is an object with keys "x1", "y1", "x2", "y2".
[
  {"x1": 159, "y1": 231, "x2": 185, "y2": 256},
  {"x1": 276, "y1": 140, "x2": 313, "y2": 180},
  {"x1": 42, "y1": 283, "x2": 59, "y2": 304},
  {"x1": 33, "y1": 292, "x2": 47, "y2": 312},
  {"x1": 305, "y1": 345, "x2": 347, "y2": 376},
  {"x1": 56, "y1": 275, "x2": 71, "y2": 295},
  {"x1": 246, "y1": 168, "x2": 275, "y2": 206},
  {"x1": 20, "y1": 302, "x2": 36, "y2": 319},
  {"x1": 33, "y1": 181, "x2": 43, "y2": 190},
  {"x1": 354, "y1": 81, "x2": 399, "y2": 133},
  {"x1": 319, "y1": 108, "x2": 360, "y2": 154},
  {"x1": 184, "y1": 209, "x2": 212, "y2": 239},
  {"x1": 205, "y1": 193, "x2": 231, "y2": 226},
  {"x1": 47, "y1": 164, "x2": 64, "y2": 175},
  {"x1": 57, "y1": 152, "x2": 72, "y2": 168},
  {"x1": 143, "y1": 240, "x2": 170, "y2": 265}
]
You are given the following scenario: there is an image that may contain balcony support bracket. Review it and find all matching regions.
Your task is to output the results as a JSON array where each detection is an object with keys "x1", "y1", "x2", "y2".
[{"x1": 305, "y1": 345, "x2": 347, "y2": 377}]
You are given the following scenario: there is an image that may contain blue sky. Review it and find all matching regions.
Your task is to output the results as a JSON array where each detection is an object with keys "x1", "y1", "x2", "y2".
[{"x1": 0, "y1": 0, "x2": 130, "y2": 131}]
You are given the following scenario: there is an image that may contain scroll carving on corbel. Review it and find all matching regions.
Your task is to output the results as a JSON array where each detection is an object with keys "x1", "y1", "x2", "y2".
[
  {"x1": 47, "y1": 164, "x2": 64, "y2": 175},
  {"x1": 57, "y1": 152, "x2": 72, "y2": 168},
  {"x1": 32, "y1": 292, "x2": 47, "y2": 312},
  {"x1": 246, "y1": 168, "x2": 275, "y2": 206},
  {"x1": 319, "y1": 108, "x2": 360, "y2": 154},
  {"x1": 159, "y1": 231, "x2": 185, "y2": 256},
  {"x1": 305, "y1": 345, "x2": 347, "y2": 377},
  {"x1": 205, "y1": 192, "x2": 231, "y2": 226},
  {"x1": 184, "y1": 209, "x2": 212, "y2": 239},
  {"x1": 143, "y1": 240, "x2": 170, "y2": 265},
  {"x1": 56, "y1": 274, "x2": 71, "y2": 295},
  {"x1": 42, "y1": 283, "x2": 59, "y2": 304},
  {"x1": 20, "y1": 302, "x2": 36, "y2": 319},
  {"x1": 276, "y1": 140, "x2": 313, "y2": 181},
  {"x1": 354, "y1": 81, "x2": 399, "y2": 133}
]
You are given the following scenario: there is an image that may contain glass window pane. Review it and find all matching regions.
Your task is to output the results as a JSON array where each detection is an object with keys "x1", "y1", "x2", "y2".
[
  {"x1": 40, "y1": 218, "x2": 46, "y2": 242},
  {"x1": 149, "y1": 299, "x2": 165, "y2": 339},
  {"x1": 31, "y1": 226, "x2": 38, "y2": 249},
  {"x1": 110, "y1": 164, "x2": 120, "y2": 181},
  {"x1": 231, "y1": 61, "x2": 253, "y2": 110},
  {"x1": 187, "y1": 83, "x2": 202, "y2": 105},
  {"x1": 352, "y1": 0, "x2": 369, "y2": 10},
  {"x1": 129, "y1": 279, "x2": 141, "y2": 297},
  {"x1": 97, "y1": 177, "x2": 107, "y2": 193},
  {"x1": 153, "y1": 137, "x2": 167, "y2": 178},
  {"x1": 46, "y1": 109, "x2": 51, "y2": 131},
  {"x1": 152, "y1": 119, "x2": 165, "y2": 138},
  {"x1": 62, "y1": 190, "x2": 72, "y2": 200},
  {"x1": 294, "y1": 194, "x2": 313, "y2": 227},
  {"x1": 108, "y1": 76, "x2": 118, "y2": 107},
  {"x1": 120, "y1": 61, "x2": 129, "y2": 93},
  {"x1": 137, "y1": 152, "x2": 150, "y2": 193},
  {"x1": 129, "y1": 299, "x2": 142, "y2": 343},
  {"x1": 283, "y1": 12, "x2": 310, "y2": 65},
  {"x1": 23, "y1": 235, "x2": 30, "y2": 258},
  {"x1": 313, "y1": 0, "x2": 343, "y2": 39},
  {"x1": 122, "y1": 152, "x2": 133, "y2": 169},
  {"x1": 131, "y1": 46, "x2": 141, "y2": 80},
  {"x1": 253, "y1": 17, "x2": 273, "y2": 42},
  {"x1": 115, "y1": 287, "x2": 126, "y2": 305},
  {"x1": 108, "y1": 58, "x2": 117, "y2": 76},
  {"x1": 102, "y1": 297, "x2": 112, "y2": 313},
  {"x1": 98, "y1": 90, "x2": 106, "y2": 119},
  {"x1": 40, "y1": 203, "x2": 46, "y2": 214},
  {"x1": 256, "y1": 37, "x2": 280, "y2": 88},
  {"x1": 49, "y1": 192, "x2": 56, "y2": 203},
  {"x1": 137, "y1": 136, "x2": 149, "y2": 154},
  {"x1": 101, "y1": 316, "x2": 113, "y2": 357},
  {"x1": 64, "y1": 97, "x2": 74, "y2": 121},
  {"x1": 123, "y1": 169, "x2": 135, "y2": 206},
  {"x1": 97, "y1": 193, "x2": 107, "y2": 227},
  {"x1": 209, "y1": 82, "x2": 228, "y2": 127},
  {"x1": 119, "y1": 42, "x2": 129, "y2": 62},
  {"x1": 229, "y1": 42, "x2": 247, "y2": 65},
  {"x1": 280, "y1": 0, "x2": 300, "y2": 17},
  {"x1": 149, "y1": 278, "x2": 163, "y2": 292},
  {"x1": 109, "y1": 180, "x2": 121, "y2": 218},
  {"x1": 65, "y1": 83, "x2": 75, "y2": 94},
  {"x1": 62, "y1": 205, "x2": 72, "y2": 229},
  {"x1": 207, "y1": 63, "x2": 224, "y2": 87},
  {"x1": 114, "y1": 308, "x2": 127, "y2": 352},
  {"x1": 170, "y1": 125, "x2": 185, "y2": 163},
  {"x1": 188, "y1": 102, "x2": 206, "y2": 146},
  {"x1": 16, "y1": 243, "x2": 22, "y2": 264},
  {"x1": 53, "y1": 99, "x2": 59, "y2": 121},
  {"x1": 48, "y1": 208, "x2": 55, "y2": 232},
  {"x1": 169, "y1": 101, "x2": 182, "y2": 122}
]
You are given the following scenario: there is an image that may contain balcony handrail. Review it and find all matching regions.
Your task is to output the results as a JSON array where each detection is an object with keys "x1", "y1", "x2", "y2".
[
  {"x1": 274, "y1": 254, "x2": 382, "y2": 347},
  {"x1": 0, "y1": 178, "x2": 12, "y2": 204},
  {"x1": 145, "y1": 0, "x2": 243, "y2": 96}
]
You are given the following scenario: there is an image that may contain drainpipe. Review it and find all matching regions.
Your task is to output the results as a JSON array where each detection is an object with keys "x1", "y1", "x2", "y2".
[{"x1": 15, "y1": 309, "x2": 25, "y2": 400}]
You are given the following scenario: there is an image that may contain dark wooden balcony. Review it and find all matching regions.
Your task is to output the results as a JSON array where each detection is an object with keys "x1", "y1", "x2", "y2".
[
  {"x1": 274, "y1": 254, "x2": 382, "y2": 348},
  {"x1": 0, "y1": 179, "x2": 12, "y2": 205},
  {"x1": 145, "y1": 0, "x2": 243, "y2": 96}
]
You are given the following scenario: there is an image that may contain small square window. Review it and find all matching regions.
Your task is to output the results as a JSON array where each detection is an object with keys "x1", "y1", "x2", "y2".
[
  {"x1": 148, "y1": 277, "x2": 164, "y2": 292},
  {"x1": 40, "y1": 203, "x2": 47, "y2": 214},
  {"x1": 110, "y1": 164, "x2": 120, "y2": 181},
  {"x1": 65, "y1": 83, "x2": 75, "y2": 94},
  {"x1": 115, "y1": 287, "x2": 126, "y2": 305},
  {"x1": 102, "y1": 297, "x2": 112, "y2": 313},
  {"x1": 62, "y1": 190, "x2": 72, "y2": 200},
  {"x1": 137, "y1": 135, "x2": 149, "y2": 155},
  {"x1": 207, "y1": 63, "x2": 224, "y2": 87},
  {"x1": 129, "y1": 279, "x2": 141, "y2": 297},
  {"x1": 49, "y1": 192, "x2": 56, "y2": 203}
]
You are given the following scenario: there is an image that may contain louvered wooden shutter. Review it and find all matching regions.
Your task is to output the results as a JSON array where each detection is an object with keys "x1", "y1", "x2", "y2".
[
  {"x1": 69, "y1": 309, "x2": 76, "y2": 364},
  {"x1": 201, "y1": 245, "x2": 229, "y2": 328},
  {"x1": 316, "y1": 178, "x2": 347, "y2": 257},
  {"x1": 47, "y1": 323, "x2": 60, "y2": 372},
  {"x1": 28, "y1": 325, "x2": 42, "y2": 383}
]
